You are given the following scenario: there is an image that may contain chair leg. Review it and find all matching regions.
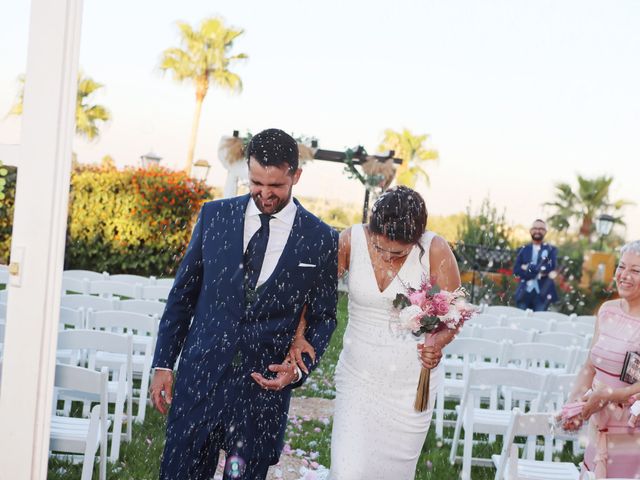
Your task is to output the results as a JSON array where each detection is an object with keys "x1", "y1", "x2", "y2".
[{"x1": 435, "y1": 382, "x2": 444, "y2": 439}]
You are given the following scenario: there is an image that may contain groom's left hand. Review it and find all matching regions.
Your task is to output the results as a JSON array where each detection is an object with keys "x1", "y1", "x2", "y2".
[{"x1": 251, "y1": 360, "x2": 299, "y2": 391}]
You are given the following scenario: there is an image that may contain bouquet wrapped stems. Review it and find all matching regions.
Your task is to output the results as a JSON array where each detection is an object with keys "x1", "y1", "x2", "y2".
[{"x1": 415, "y1": 333, "x2": 436, "y2": 412}]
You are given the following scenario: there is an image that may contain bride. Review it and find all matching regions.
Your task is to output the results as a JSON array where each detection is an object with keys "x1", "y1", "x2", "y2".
[{"x1": 290, "y1": 186, "x2": 461, "y2": 479}]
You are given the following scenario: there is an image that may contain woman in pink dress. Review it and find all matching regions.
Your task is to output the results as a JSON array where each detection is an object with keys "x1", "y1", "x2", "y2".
[{"x1": 563, "y1": 240, "x2": 640, "y2": 478}]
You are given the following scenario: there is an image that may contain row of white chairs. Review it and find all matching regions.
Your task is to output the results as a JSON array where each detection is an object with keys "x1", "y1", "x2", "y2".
[
  {"x1": 482, "y1": 305, "x2": 596, "y2": 324},
  {"x1": 460, "y1": 323, "x2": 593, "y2": 348},
  {"x1": 448, "y1": 366, "x2": 583, "y2": 479},
  {"x1": 63, "y1": 278, "x2": 172, "y2": 301},
  {"x1": 471, "y1": 312, "x2": 596, "y2": 330}
]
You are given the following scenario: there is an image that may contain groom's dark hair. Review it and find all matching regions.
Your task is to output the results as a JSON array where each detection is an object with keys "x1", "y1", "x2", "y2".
[
  {"x1": 246, "y1": 128, "x2": 299, "y2": 173},
  {"x1": 370, "y1": 186, "x2": 427, "y2": 245}
]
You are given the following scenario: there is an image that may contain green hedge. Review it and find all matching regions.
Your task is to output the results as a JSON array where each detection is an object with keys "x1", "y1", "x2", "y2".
[
  {"x1": 0, "y1": 165, "x2": 17, "y2": 264},
  {"x1": 64, "y1": 164, "x2": 213, "y2": 276}
]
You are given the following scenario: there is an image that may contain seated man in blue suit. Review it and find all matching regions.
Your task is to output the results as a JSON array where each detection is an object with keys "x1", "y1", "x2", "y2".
[
  {"x1": 513, "y1": 219, "x2": 558, "y2": 311},
  {"x1": 149, "y1": 129, "x2": 339, "y2": 480}
]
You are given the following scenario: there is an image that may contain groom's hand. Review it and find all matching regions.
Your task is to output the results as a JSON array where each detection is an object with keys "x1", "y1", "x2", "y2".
[
  {"x1": 150, "y1": 369, "x2": 174, "y2": 415},
  {"x1": 251, "y1": 360, "x2": 299, "y2": 391}
]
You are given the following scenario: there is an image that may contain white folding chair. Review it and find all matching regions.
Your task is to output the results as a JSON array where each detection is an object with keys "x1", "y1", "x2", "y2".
[
  {"x1": 109, "y1": 274, "x2": 154, "y2": 285},
  {"x1": 531, "y1": 311, "x2": 571, "y2": 322},
  {"x1": 90, "y1": 280, "x2": 142, "y2": 299},
  {"x1": 0, "y1": 288, "x2": 8, "y2": 302},
  {"x1": 484, "y1": 306, "x2": 527, "y2": 317},
  {"x1": 87, "y1": 310, "x2": 158, "y2": 423},
  {"x1": 63, "y1": 269, "x2": 109, "y2": 281},
  {"x1": 60, "y1": 306, "x2": 85, "y2": 330},
  {"x1": 555, "y1": 321, "x2": 595, "y2": 336},
  {"x1": 57, "y1": 329, "x2": 133, "y2": 462},
  {"x1": 435, "y1": 338, "x2": 508, "y2": 438},
  {"x1": 151, "y1": 277, "x2": 174, "y2": 287},
  {"x1": 140, "y1": 284, "x2": 171, "y2": 301},
  {"x1": 449, "y1": 366, "x2": 551, "y2": 480},
  {"x1": 492, "y1": 408, "x2": 580, "y2": 480},
  {"x1": 61, "y1": 294, "x2": 120, "y2": 313},
  {"x1": 50, "y1": 364, "x2": 110, "y2": 480},
  {"x1": 120, "y1": 299, "x2": 166, "y2": 317},
  {"x1": 0, "y1": 265, "x2": 8, "y2": 286},
  {"x1": 502, "y1": 316, "x2": 554, "y2": 333},
  {"x1": 0, "y1": 301, "x2": 6, "y2": 320},
  {"x1": 468, "y1": 313, "x2": 503, "y2": 328},
  {"x1": 534, "y1": 331, "x2": 586, "y2": 348},
  {"x1": 61, "y1": 276, "x2": 91, "y2": 295},
  {"x1": 572, "y1": 315, "x2": 596, "y2": 326},
  {"x1": 477, "y1": 326, "x2": 535, "y2": 344}
]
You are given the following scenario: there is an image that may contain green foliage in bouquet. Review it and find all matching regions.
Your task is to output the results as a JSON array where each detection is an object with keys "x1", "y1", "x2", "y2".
[{"x1": 65, "y1": 164, "x2": 213, "y2": 276}]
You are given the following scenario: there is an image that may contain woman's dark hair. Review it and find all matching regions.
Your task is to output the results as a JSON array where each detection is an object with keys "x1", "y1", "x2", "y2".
[
  {"x1": 246, "y1": 128, "x2": 299, "y2": 173},
  {"x1": 370, "y1": 186, "x2": 427, "y2": 245}
]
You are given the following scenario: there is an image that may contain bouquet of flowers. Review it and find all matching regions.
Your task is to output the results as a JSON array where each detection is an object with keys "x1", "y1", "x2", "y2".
[{"x1": 393, "y1": 275, "x2": 476, "y2": 412}]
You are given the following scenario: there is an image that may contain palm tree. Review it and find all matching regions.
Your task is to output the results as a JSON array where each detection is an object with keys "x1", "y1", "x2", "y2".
[
  {"x1": 544, "y1": 175, "x2": 633, "y2": 238},
  {"x1": 160, "y1": 17, "x2": 247, "y2": 174},
  {"x1": 377, "y1": 128, "x2": 439, "y2": 188},
  {"x1": 8, "y1": 73, "x2": 111, "y2": 141}
]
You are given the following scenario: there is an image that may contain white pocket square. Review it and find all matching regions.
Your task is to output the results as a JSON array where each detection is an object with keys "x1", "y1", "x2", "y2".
[{"x1": 298, "y1": 262, "x2": 316, "y2": 268}]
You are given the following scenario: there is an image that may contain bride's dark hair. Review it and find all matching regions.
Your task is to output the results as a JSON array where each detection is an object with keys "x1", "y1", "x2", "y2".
[{"x1": 369, "y1": 186, "x2": 428, "y2": 246}]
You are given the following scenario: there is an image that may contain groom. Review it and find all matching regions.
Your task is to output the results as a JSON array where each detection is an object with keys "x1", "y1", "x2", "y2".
[{"x1": 150, "y1": 129, "x2": 338, "y2": 480}]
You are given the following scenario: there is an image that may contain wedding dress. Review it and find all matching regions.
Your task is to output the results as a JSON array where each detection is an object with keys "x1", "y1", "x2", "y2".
[{"x1": 325, "y1": 224, "x2": 442, "y2": 480}]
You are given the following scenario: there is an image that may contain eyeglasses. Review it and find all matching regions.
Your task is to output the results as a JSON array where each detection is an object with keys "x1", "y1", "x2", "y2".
[{"x1": 372, "y1": 235, "x2": 413, "y2": 259}]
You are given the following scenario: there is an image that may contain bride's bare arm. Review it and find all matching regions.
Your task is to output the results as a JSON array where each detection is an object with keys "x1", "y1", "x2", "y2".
[
  {"x1": 289, "y1": 228, "x2": 351, "y2": 371},
  {"x1": 421, "y1": 236, "x2": 461, "y2": 362}
]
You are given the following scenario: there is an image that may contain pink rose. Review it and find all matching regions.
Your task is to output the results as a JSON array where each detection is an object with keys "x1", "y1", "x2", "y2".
[{"x1": 408, "y1": 290, "x2": 427, "y2": 308}]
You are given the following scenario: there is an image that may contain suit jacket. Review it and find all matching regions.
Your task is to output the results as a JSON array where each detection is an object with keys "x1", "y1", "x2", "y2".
[
  {"x1": 513, "y1": 242, "x2": 558, "y2": 303},
  {"x1": 152, "y1": 194, "x2": 338, "y2": 463}
]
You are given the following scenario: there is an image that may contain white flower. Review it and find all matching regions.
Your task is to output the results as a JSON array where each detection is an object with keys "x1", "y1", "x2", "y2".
[{"x1": 399, "y1": 305, "x2": 424, "y2": 331}]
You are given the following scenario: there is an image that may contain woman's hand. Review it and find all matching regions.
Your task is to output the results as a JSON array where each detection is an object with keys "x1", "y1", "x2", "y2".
[
  {"x1": 582, "y1": 387, "x2": 613, "y2": 420},
  {"x1": 288, "y1": 336, "x2": 316, "y2": 374},
  {"x1": 560, "y1": 414, "x2": 584, "y2": 432},
  {"x1": 417, "y1": 342, "x2": 442, "y2": 369}
]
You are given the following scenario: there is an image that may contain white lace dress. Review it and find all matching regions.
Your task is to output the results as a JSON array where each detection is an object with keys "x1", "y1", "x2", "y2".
[{"x1": 325, "y1": 224, "x2": 442, "y2": 480}]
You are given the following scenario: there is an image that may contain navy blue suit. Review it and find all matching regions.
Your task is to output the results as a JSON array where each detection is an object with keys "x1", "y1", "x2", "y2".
[
  {"x1": 513, "y1": 242, "x2": 558, "y2": 311},
  {"x1": 152, "y1": 194, "x2": 338, "y2": 479}
]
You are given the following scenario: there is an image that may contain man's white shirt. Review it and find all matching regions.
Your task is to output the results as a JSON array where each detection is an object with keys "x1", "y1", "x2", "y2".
[{"x1": 244, "y1": 196, "x2": 297, "y2": 287}]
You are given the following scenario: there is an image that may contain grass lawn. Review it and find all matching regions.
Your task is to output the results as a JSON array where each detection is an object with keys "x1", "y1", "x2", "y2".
[{"x1": 48, "y1": 293, "x2": 582, "y2": 479}]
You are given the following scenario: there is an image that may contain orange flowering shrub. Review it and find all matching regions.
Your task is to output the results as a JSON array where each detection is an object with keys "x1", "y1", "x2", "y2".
[{"x1": 65, "y1": 164, "x2": 213, "y2": 276}]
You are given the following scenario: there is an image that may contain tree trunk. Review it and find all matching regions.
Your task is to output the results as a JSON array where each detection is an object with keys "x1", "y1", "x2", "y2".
[
  {"x1": 185, "y1": 95, "x2": 204, "y2": 175},
  {"x1": 579, "y1": 215, "x2": 593, "y2": 238}
]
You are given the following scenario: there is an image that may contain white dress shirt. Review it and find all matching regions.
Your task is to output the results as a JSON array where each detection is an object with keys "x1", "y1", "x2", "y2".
[{"x1": 244, "y1": 197, "x2": 297, "y2": 287}]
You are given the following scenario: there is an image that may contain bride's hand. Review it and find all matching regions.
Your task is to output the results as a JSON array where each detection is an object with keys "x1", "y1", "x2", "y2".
[
  {"x1": 288, "y1": 336, "x2": 316, "y2": 374},
  {"x1": 417, "y1": 343, "x2": 442, "y2": 369}
]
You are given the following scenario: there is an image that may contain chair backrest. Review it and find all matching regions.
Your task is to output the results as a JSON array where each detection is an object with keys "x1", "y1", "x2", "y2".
[
  {"x1": 503, "y1": 343, "x2": 576, "y2": 373},
  {"x1": 63, "y1": 269, "x2": 109, "y2": 281},
  {"x1": 502, "y1": 316, "x2": 554, "y2": 333},
  {"x1": 572, "y1": 348, "x2": 590, "y2": 373},
  {"x1": 120, "y1": 299, "x2": 166, "y2": 317},
  {"x1": 151, "y1": 277, "x2": 175, "y2": 287},
  {"x1": 54, "y1": 362, "x2": 109, "y2": 397},
  {"x1": 87, "y1": 310, "x2": 158, "y2": 338},
  {"x1": 484, "y1": 306, "x2": 526, "y2": 317},
  {"x1": 542, "y1": 372, "x2": 578, "y2": 410},
  {"x1": 534, "y1": 331, "x2": 585, "y2": 348},
  {"x1": 0, "y1": 265, "x2": 8, "y2": 286},
  {"x1": 555, "y1": 321, "x2": 595, "y2": 336},
  {"x1": 141, "y1": 284, "x2": 171, "y2": 301},
  {"x1": 461, "y1": 367, "x2": 550, "y2": 417},
  {"x1": 494, "y1": 408, "x2": 556, "y2": 480},
  {"x1": 531, "y1": 311, "x2": 570, "y2": 321},
  {"x1": 61, "y1": 294, "x2": 119, "y2": 312},
  {"x1": 0, "y1": 301, "x2": 6, "y2": 320},
  {"x1": 572, "y1": 315, "x2": 596, "y2": 326},
  {"x1": 477, "y1": 326, "x2": 535, "y2": 344},
  {"x1": 0, "y1": 323, "x2": 5, "y2": 344},
  {"x1": 0, "y1": 289, "x2": 8, "y2": 302},
  {"x1": 89, "y1": 280, "x2": 142, "y2": 299},
  {"x1": 61, "y1": 276, "x2": 90, "y2": 295},
  {"x1": 59, "y1": 306, "x2": 85, "y2": 330},
  {"x1": 444, "y1": 337, "x2": 507, "y2": 366},
  {"x1": 468, "y1": 313, "x2": 503, "y2": 328},
  {"x1": 57, "y1": 329, "x2": 133, "y2": 357},
  {"x1": 109, "y1": 274, "x2": 153, "y2": 285}
]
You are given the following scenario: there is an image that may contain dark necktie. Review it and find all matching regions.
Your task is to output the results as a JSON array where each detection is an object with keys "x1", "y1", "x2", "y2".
[{"x1": 244, "y1": 214, "x2": 273, "y2": 298}]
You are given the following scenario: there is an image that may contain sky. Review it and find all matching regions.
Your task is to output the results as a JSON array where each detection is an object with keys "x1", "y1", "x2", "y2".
[{"x1": 1, "y1": 0, "x2": 639, "y2": 239}]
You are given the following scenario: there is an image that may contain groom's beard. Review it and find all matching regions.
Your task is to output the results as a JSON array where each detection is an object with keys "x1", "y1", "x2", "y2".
[
  {"x1": 531, "y1": 233, "x2": 544, "y2": 242},
  {"x1": 252, "y1": 189, "x2": 292, "y2": 215}
]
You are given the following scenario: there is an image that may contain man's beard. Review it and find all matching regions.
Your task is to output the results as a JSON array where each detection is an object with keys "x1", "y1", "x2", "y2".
[{"x1": 531, "y1": 233, "x2": 544, "y2": 242}]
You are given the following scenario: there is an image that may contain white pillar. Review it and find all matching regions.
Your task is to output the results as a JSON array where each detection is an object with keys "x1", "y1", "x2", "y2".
[{"x1": 0, "y1": 0, "x2": 83, "y2": 478}]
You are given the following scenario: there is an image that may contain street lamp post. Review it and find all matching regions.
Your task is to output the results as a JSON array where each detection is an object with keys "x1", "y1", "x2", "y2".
[
  {"x1": 192, "y1": 159, "x2": 211, "y2": 182},
  {"x1": 140, "y1": 150, "x2": 162, "y2": 168},
  {"x1": 596, "y1": 213, "x2": 615, "y2": 250}
]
